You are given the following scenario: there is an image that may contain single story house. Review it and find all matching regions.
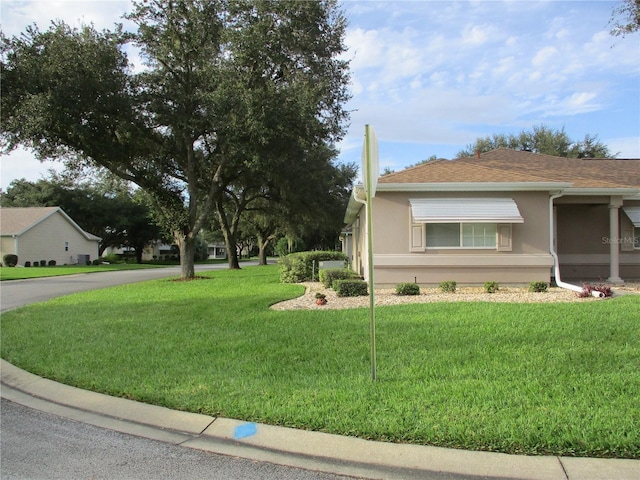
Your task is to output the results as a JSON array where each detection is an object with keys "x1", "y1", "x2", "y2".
[
  {"x1": 0, "y1": 207, "x2": 100, "y2": 266},
  {"x1": 105, "y1": 241, "x2": 226, "y2": 261},
  {"x1": 343, "y1": 148, "x2": 640, "y2": 287}
]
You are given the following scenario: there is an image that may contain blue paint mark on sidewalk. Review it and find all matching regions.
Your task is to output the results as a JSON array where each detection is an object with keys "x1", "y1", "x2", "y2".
[{"x1": 234, "y1": 422, "x2": 257, "y2": 439}]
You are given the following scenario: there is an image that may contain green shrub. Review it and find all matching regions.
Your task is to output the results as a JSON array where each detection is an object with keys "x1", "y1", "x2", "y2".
[
  {"x1": 528, "y1": 281, "x2": 548, "y2": 293},
  {"x1": 319, "y1": 268, "x2": 356, "y2": 288},
  {"x1": 24, "y1": 261, "x2": 31, "y2": 267},
  {"x1": 274, "y1": 237, "x2": 305, "y2": 257},
  {"x1": 396, "y1": 282, "x2": 420, "y2": 296},
  {"x1": 101, "y1": 253, "x2": 120, "y2": 264},
  {"x1": 278, "y1": 251, "x2": 347, "y2": 283},
  {"x1": 48, "y1": 260, "x2": 57, "y2": 266},
  {"x1": 39, "y1": 260, "x2": 47, "y2": 267},
  {"x1": 484, "y1": 281, "x2": 499, "y2": 293},
  {"x1": 92, "y1": 259, "x2": 101, "y2": 265},
  {"x1": 334, "y1": 279, "x2": 368, "y2": 297},
  {"x1": 440, "y1": 280, "x2": 457, "y2": 293},
  {"x1": 3, "y1": 254, "x2": 18, "y2": 267}
]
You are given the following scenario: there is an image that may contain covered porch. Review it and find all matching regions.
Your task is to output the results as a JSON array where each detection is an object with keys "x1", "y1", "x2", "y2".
[{"x1": 555, "y1": 195, "x2": 639, "y2": 283}]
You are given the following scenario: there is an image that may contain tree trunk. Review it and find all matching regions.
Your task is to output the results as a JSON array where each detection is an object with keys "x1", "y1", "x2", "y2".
[
  {"x1": 257, "y1": 235, "x2": 271, "y2": 266},
  {"x1": 135, "y1": 247, "x2": 144, "y2": 264},
  {"x1": 214, "y1": 199, "x2": 241, "y2": 270},
  {"x1": 226, "y1": 238, "x2": 241, "y2": 269},
  {"x1": 176, "y1": 233, "x2": 196, "y2": 279},
  {"x1": 257, "y1": 244, "x2": 267, "y2": 265}
]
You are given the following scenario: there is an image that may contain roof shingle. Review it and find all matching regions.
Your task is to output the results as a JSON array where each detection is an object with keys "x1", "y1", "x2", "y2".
[
  {"x1": 0, "y1": 207, "x2": 61, "y2": 236},
  {"x1": 378, "y1": 148, "x2": 640, "y2": 189}
]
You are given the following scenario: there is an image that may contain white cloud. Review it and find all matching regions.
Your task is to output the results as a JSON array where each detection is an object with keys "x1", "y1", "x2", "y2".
[
  {"x1": 532, "y1": 46, "x2": 559, "y2": 67},
  {"x1": 461, "y1": 24, "x2": 492, "y2": 45},
  {"x1": 606, "y1": 137, "x2": 640, "y2": 158},
  {"x1": 0, "y1": 1, "x2": 133, "y2": 37},
  {"x1": 344, "y1": 27, "x2": 386, "y2": 71},
  {"x1": 340, "y1": 0, "x2": 638, "y2": 165},
  {"x1": 1, "y1": 147, "x2": 64, "y2": 190}
]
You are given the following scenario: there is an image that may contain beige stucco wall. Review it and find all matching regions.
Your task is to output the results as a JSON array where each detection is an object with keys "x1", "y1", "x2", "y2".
[
  {"x1": 346, "y1": 190, "x2": 639, "y2": 286},
  {"x1": 372, "y1": 191, "x2": 551, "y2": 255},
  {"x1": 356, "y1": 190, "x2": 554, "y2": 286},
  {"x1": 0, "y1": 236, "x2": 18, "y2": 262},
  {"x1": 14, "y1": 212, "x2": 99, "y2": 266}
]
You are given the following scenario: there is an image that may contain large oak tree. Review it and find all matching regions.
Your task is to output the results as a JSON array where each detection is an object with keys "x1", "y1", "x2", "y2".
[{"x1": 1, "y1": 0, "x2": 351, "y2": 278}]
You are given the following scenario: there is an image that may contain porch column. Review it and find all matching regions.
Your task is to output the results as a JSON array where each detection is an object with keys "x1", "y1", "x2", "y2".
[{"x1": 607, "y1": 197, "x2": 624, "y2": 284}]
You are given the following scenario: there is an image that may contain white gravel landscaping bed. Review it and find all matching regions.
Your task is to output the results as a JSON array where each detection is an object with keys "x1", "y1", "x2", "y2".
[{"x1": 271, "y1": 282, "x2": 640, "y2": 311}]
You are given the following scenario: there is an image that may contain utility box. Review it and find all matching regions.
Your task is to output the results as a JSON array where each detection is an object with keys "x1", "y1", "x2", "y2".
[{"x1": 319, "y1": 260, "x2": 346, "y2": 270}]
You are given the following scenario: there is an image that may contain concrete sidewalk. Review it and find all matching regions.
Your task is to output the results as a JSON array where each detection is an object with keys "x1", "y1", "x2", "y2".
[{"x1": 1, "y1": 359, "x2": 638, "y2": 480}]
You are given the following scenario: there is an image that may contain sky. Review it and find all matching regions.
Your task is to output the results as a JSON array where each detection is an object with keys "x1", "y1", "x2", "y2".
[{"x1": 1, "y1": 0, "x2": 639, "y2": 190}]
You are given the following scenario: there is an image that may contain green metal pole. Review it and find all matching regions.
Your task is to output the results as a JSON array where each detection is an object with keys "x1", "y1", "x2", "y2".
[{"x1": 364, "y1": 125, "x2": 376, "y2": 382}]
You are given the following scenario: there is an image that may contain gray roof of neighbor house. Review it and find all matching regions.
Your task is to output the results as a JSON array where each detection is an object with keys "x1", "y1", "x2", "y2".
[
  {"x1": 0, "y1": 207, "x2": 101, "y2": 241},
  {"x1": 378, "y1": 148, "x2": 640, "y2": 189}
]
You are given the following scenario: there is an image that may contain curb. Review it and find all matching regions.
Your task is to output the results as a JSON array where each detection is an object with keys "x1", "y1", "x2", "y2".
[{"x1": 1, "y1": 359, "x2": 638, "y2": 480}]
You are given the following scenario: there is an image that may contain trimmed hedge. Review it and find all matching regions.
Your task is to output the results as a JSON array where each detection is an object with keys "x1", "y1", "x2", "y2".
[
  {"x1": 396, "y1": 282, "x2": 420, "y2": 296},
  {"x1": 319, "y1": 268, "x2": 358, "y2": 288},
  {"x1": 3, "y1": 254, "x2": 18, "y2": 267},
  {"x1": 279, "y1": 251, "x2": 347, "y2": 283},
  {"x1": 334, "y1": 279, "x2": 368, "y2": 297}
]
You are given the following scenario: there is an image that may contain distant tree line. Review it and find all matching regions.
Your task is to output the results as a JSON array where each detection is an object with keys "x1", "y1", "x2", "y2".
[{"x1": 456, "y1": 125, "x2": 613, "y2": 159}]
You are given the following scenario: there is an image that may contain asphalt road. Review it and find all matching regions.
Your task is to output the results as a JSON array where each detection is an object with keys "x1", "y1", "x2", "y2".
[
  {"x1": 0, "y1": 264, "x2": 353, "y2": 480},
  {"x1": 0, "y1": 399, "x2": 352, "y2": 480}
]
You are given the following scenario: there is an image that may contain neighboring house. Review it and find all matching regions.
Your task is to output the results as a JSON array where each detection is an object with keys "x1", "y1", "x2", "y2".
[
  {"x1": 343, "y1": 149, "x2": 640, "y2": 286},
  {"x1": 104, "y1": 241, "x2": 176, "y2": 261},
  {"x1": 105, "y1": 241, "x2": 226, "y2": 261},
  {"x1": 207, "y1": 242, "x2": 227, "y2": 260},
  {"x1": 0, "y1": 207, "x2": 101, "y2": 266}
]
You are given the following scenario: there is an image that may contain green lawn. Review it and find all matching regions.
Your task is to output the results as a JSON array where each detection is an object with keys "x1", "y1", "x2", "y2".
[
  {"x1": 0, "y1": 263, "x2": 164, "y2": 281},
  {"x1": 1, "y1": 265, "x2": 638, "y2": 458}
]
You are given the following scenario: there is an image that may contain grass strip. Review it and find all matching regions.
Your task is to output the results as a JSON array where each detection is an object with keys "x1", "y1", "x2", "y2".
[
  {"x1": 0, "y1": 264, "x2": 164, "y2": 281},
  {"x1": 1, "y1": 265, "x2": 638, "y2": 458}
]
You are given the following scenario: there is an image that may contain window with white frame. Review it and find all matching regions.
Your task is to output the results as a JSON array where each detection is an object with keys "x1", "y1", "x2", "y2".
[
  {"x1": 425, "y1": 223, "x2": 497, "y2": 248},
  {"x1": 462, "y1": 223, "x2": 496, "y2": 247},
  {"x1": 426, "y1": 223, "x2": 460, "y2": 247},
  {"x1": 409, "y1": 198, "x2": 522, "y2": 252}
]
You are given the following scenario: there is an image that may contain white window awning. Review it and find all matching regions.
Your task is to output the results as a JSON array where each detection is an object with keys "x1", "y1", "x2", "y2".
[
  {"x1": 623, "y1": 207, "x2": 640, "y2": 227},
  {"x1": 409, "y1": 198, "x2": 524, "y2": 223}
]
